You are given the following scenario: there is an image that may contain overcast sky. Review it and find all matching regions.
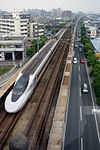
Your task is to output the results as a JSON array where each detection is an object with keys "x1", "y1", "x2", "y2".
[{"x1": 0, "y1": 0, "x2": 100, "y2": 13}]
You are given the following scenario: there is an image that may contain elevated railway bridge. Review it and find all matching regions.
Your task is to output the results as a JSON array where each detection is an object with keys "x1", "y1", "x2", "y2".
[{"x1": 0, "y1": 21, "x2": 77, "y2": 150}]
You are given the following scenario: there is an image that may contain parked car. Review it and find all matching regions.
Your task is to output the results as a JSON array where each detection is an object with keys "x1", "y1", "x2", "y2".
[{"x1": 80, "y1": 58, "x2": 85, "y2": 63}]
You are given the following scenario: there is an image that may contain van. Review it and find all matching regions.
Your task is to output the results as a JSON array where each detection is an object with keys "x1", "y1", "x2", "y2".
[{"x1": 82, "y1": 83, "x2": 88, "y2": 93}]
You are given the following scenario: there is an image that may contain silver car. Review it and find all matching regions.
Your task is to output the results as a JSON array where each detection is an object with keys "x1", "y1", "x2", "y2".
[{"x1": 82, "y1": 83, "x2": 88, "y2": 93}]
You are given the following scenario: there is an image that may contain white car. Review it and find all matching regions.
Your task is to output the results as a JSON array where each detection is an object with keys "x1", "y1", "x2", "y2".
[
  {"x1": 73, "y1": 57, "x2": 77, "y2": 64},
  {"x1": 74, "y1": 44, "x2": 78, "y2": 48},
  {"x1": 82, "y1": 83, "x2": 88, "y2": 93},
  {"x1": 79, "y1": 47, "x2": 82, "y2": 52}
]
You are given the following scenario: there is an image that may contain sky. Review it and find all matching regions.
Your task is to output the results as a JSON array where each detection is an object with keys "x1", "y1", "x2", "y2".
[{"x1": 0, "y1": 0, "x2": 100, "y2": 13}]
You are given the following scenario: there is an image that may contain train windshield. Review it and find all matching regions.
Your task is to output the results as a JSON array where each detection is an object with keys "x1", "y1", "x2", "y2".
[
  {"x1": 15, "y1": 74, "x2": 29, "y2": 90},
  {"x1": 15, "y1": 82, "x2": 23, "y2": 89},
  {"x1": 12, "y1": 74, "x2": 29, "y2": 102}
]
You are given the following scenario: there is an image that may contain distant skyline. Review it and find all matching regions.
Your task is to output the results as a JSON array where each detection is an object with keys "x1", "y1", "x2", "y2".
[{"x1": 0, "y1": 0, "x2": 100, "y2": 13}]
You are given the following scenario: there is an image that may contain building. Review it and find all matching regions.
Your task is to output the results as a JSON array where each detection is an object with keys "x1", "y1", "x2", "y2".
[
  {"x1": 61, "y1": 10, "x2": 72, "y2": 19},
  {"x1": 51, "y1": 8, "x2": 62, "y2": 18},
  {"x1": 34, "y1": 16, "x2": 50, "y2": 24},
  {"x1": 90, "y1": 26, "x2": 97, "y2": 39},
  {"x1": 85, "y1": 25, "x2": 97, "y2": 39},
  {"x1": 29, "y1": 22, "x2": 45, "y2": 39},
  {"x1": 84, "y1": 15, "x2": 100, "y2": 39},
  {"x1": 0, "y1": 34, "x2": 27, "y2": 62},
  {"x1": 91, "y1": 37, "x2": 100, "y2": 59},
  {"x1": 0, "y1": 12, "x2": 30, "y2": 37}
]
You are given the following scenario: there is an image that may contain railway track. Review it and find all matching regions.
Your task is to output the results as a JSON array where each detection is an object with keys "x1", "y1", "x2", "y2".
[
  {"x1": 27, "y1": 45, "x2": 66, "y2": 149},
  {"x1": 0, "y1": 112, "x2": 20, "y2": 149},
  {"x1": 0, "y1": 26, "x2": 72, "y2": 149},
  {"x1": 39, "y1": 43, "x2": 70, "y2": 150}
]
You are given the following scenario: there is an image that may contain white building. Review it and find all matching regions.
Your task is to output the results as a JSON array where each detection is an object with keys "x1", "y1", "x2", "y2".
[
  {"x1": 0, "y1": 34, "x2": 27, "y2": 62},
  {"x1": 0, "y1": 12, "x2": 46, "y2": 62},
  {"x1": 85, "y1": 25, "x2": 97, "y2": 39},
  {"x1": 0, "y1": 12, "x2": 30, "y2": 37},
  {"x1": 0, "y1": 12, "x2": 45, "y2": 39},
  {"x1": 29, "y1": 22, "x2": 45, "y2": 39},
  {"x1": 90, "y1": 26, "x2": 97, "y2": 39}
]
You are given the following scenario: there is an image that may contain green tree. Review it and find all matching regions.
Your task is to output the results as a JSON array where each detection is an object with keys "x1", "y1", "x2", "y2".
[
  {"x1": 85, "y1": 49, "x2": 94, "y2": 58},
  {"x1": 84, "y1": 43, "x2": 92, "y2": 50},
  {"x1": 39, "y1": 36, "x2": 47, "y2": 48},
  {"x1": 90, "y1": 63, "x2": 100, "y2": 77},
  {"x1": 92, "y1": 74, "x2": 100, "y2": 98},
  {"x1": 81, "y1": 24, "x2": 86, "y2": 36},
  {"x1": 87, "y1": 55, "x2": 99, "y2": 67},
  {"x1": 26, "y1": 36, "x2": 47, "y2": 57},
  {"x1": 26, "y1": 47, "x2": 34, "y2": 57},
  {"x1": 40, "y1": 36, "x2": 47, "y2": 41},
  {"x1": 81, "y1": 36, "x2": 90, "y2": 44},
  {"x1": 39, "y1": 40, "x2": 45, "y2": 49}
]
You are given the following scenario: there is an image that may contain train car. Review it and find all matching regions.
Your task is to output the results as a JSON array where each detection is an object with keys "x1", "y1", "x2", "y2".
[{"x1": 5, "y1": 42, "x2": 57, "y2": 113}]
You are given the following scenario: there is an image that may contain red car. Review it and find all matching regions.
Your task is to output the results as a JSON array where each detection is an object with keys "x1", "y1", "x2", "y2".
[{"x1": 80, "y1": 58, "x2": 85, "y2": 63}]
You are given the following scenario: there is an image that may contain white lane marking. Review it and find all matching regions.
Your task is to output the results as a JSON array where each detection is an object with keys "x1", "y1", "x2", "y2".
[
  {"x1": 79, "y1": 74, "x2": 81, "y2": 82},
  {"x1": 85, "y1": 59, "x2": 100, "y2": 143},
  {"x1": 79, "y1": 65, "x2": 80, "y2": 71},
  {"x1": 80, "y1": 88, "x2": 81, "y2": 97},
  {"x1": 81, "y1": 137, "x2": 83, "y2": 150},
  {"x1": 80, "y1": 106, "x2": 82, "y2": 121}
]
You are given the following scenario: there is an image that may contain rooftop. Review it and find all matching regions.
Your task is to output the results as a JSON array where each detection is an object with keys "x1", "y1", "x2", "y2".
[{"x1": 91, "y1": 37, "x2": 100, "y2": 53}]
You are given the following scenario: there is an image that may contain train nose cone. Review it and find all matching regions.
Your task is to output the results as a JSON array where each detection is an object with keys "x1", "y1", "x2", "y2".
[
  {"x1": 5, "y1": 102, "x2": 18, "y2": 113},
  {"x1": 5, "y1": 91, "x2": 19, "y2": 113}
]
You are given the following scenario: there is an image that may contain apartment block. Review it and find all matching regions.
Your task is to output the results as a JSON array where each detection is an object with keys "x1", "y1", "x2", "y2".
[
  {"x1": 0, "y1": 12, "x2": 30, "y2": 37},
  {"x1": 29, "y1": 22, "x2": 45, "y2": 39}
]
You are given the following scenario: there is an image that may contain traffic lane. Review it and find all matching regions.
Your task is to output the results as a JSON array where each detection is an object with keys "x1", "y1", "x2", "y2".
[
  {"x1": 78, "y1": 46, "x2": 84, "y2": 58},
  {"x1": 80, "y1": 62, "x2": 93, "y2": 106},
  {"x1": 82, "y1": 111, "x2": 100, "y2": 150},
  {"x1": 80, "y1": 61, "x2": 100, "y2": 149},
  {"x1": 74, "y1": 47, "x2": 79, "y2": 57},
  {"x1": 64, "y1": 61, "x2": 80, "y2": 150}
]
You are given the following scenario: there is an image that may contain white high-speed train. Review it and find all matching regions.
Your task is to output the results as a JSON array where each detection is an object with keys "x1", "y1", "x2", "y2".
[{"x1": 5, "y1": 42, "x2": 58, "y2": 113}]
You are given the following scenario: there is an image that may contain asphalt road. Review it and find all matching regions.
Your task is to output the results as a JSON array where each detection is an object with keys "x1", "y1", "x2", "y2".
[{"x1": 63, "y1": 44, "x2": 100, "y2": 150}]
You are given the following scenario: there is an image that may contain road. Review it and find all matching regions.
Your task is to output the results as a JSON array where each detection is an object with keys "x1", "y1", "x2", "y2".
[{"x1": 63, "y1": 44, "x2": 100, "y2": 150}]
